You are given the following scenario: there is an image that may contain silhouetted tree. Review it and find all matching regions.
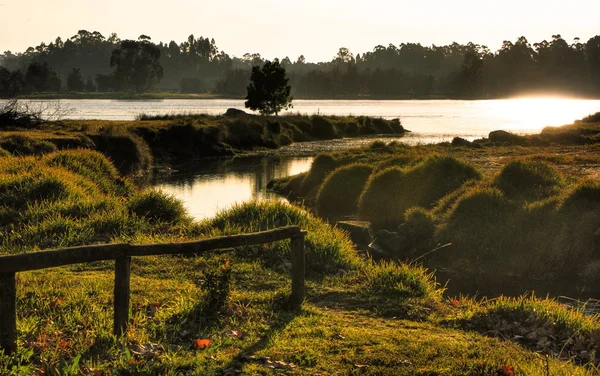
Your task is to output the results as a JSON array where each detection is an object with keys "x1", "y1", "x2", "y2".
[
  {"x1": 85, "y1": 75, "x2": 96, "y2": 92},
  {"x1": 67, "y1": 68, "x2": 85, "y2": 91},
  {"x1": 110, "y1": 39, "x2": 163, "y2": 92},
  {"x1": 587, "y1": 36, "x2": 600, "y2": 94},
  {"x1": 0, "y1": 67, "x2": 24, "y2": 96},
  {"x1": 245, "y1": 59, "x2": 292, "y2": 116},
  {"x1": 25, "y1": 62, "x2": 61, "y2": 92}
]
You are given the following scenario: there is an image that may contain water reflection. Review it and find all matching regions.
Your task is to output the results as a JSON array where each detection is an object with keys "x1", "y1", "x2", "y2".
[{"x1": 153, "y1": 156, "x2": 313, "y2": 220}]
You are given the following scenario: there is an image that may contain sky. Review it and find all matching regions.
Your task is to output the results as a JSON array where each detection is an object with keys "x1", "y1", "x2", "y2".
[{"x1": 1, "y1": 0, "x2": 599, "y2": 62}]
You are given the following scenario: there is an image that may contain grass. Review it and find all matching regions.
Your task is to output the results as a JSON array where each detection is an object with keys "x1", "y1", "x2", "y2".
[
  {"x1": 1, "y1": 149, "x2": 597, "y2": 374},
  {"x1": 315, "y1": 163, "x2": 374, "y2": 219},
  {"x1": 358, "y1": 155, "x2": 480, "y2": 229},
  {"x1": 455, "y1": 295, "x2": 600, "y2": 365},
  {"x1": 268, "y1": 114, "x2": 600, "y2": 294},
  {"x1": 0, "y1": 110, "x2": 406, "y2": 176}
]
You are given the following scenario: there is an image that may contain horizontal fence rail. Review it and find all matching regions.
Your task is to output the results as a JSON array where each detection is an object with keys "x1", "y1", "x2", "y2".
[{"x1": 0, "y1": 226, "x2": 307, "y2": 355}]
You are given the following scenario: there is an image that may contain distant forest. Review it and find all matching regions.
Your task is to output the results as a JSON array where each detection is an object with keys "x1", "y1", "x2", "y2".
[{"x1": 1, "y1": 30, "x2": 600, "y2": 98}]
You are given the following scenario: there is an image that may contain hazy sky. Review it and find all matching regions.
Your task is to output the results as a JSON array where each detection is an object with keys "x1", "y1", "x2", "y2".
[{"x1": 1, "y1": 0, "x2": 599, "y2": 62}]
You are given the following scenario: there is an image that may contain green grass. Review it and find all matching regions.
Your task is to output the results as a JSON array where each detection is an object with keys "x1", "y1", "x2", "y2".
[
  {"x1": 494, "y1": 159, "x2": 564, "y2": 201},
  {"x1": 1, "y1": 149, "x2": 596, "y2": 374},
  {"x1": 315, "y1": 163, "x2": 374, "y2": 219},
  {"x1": 358, "y1": 155, "x2": 480, "y2": 229}
]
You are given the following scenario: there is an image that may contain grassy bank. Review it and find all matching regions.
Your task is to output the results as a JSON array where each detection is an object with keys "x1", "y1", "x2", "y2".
[
  {"x1": 271, "y1": 113, "x2": 600, "y2": 295},
  {"x1": 0, "y1": 149, "x2": 597, "y2": 374},
  {"x1": 0, "y1": 109, "x2": 405, "y2": 176}
]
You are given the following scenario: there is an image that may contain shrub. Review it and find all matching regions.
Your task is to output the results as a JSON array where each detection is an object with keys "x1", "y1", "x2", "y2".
[
  {"x1": 266, "y1": 121, "x2": 281, "y2": 134},
  {"x1": 494, "y1": 159, "x2": 563, "y2": 201},
  {"x1": 311, "y1": 116, "x2": 336, "y2": 139},
  {"x1": 359, "y1": 156, "x2": 480, "y2": 229},
  {"x1": 315, "y1": 163, "x2": 373, "y2": 218},
  {"x1": 127, "y1": 190, "x2": 188, "y2": 224},
  {"x1": 371, "y1": 118, "x2": 394, "y2": 134},
  {"x1": 224, "y1": 119, "x2": 266, "y2": 148}
]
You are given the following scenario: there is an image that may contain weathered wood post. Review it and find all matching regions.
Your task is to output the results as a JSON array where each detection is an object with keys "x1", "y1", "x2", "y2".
[
  {"x1": 0, "y1": 272, "x2": 17, "y2": 354},
  {"x1": 291, "y1": 231, "x2": 307, "y2": 307},
  {"x1": 113, "y1": 256, "x2": 131, "y2": 337}
]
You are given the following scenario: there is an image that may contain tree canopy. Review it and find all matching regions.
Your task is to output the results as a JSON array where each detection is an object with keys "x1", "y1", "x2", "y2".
[
  {"x1": 245, "y1": 59, "x2": 293, "y2": 116},
  {"x1": 110, "y1": 39, "x2": 164, "y2": 92},
  {"x1": 2, "y1": 31, "x2": 600, "y2": 98}
]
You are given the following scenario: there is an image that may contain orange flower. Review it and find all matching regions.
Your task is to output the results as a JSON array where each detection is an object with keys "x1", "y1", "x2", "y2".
[
  {"x1": 451, "y1": 299, "x2": 460, "y2": 307},
  {"x1": 194, "y1": 339, "x2": 212, "y2": 349},
  {"x1": 58, "y1": 339, "x2": 68, "y2": 349}
]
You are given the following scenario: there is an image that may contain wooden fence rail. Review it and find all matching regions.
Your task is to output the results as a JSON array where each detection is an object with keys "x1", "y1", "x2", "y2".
[{"x1": 0, "y1": 226, "x2": 307, "y2": 355}]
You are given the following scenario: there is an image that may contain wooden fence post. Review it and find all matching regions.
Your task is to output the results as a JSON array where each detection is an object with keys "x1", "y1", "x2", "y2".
[
  {"x1": 113, "y1": 256, "x2": 131, "y2": 337},
  {"x1": 0, "y1": 272, "x2": 17, "y2": 355},
  {"x1": 291, "y1": 232, "x2": 306, "y2": 307}
]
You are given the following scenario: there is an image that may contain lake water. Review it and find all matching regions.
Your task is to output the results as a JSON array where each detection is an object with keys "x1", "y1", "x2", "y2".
[
  {"x1": 152, "y1": 156, "x2": 313, "y2": 220},
  {"x1": 12, "y1": 97, "x2": 600, "y2": 219},
  {"x1": 17, "y1": 97, "x2": 600, "y2": 138}
]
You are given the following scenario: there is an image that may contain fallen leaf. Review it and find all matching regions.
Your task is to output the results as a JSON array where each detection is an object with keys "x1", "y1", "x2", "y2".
[{"x1": 193, "y1": 339, "x2": 212, "y2": 349}]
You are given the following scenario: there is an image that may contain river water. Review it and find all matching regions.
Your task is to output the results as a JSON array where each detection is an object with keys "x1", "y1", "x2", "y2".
[{"x1": 13, "y1": 97, "x2": 600, "y2": 219}]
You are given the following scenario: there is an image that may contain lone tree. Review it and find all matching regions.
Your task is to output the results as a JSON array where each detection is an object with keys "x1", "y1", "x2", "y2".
[{"x1": 245, "y1": 59, "x2": 292, "y2": 116}]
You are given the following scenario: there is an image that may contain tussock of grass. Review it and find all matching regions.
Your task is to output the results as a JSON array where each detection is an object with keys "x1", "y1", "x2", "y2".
[
  {"x1": 495, "y1": 159, "x2": 564, "y2": 201},
  {"x1": 360, "y1": 260, "x2": 442, "y2": 299},
  {"x1": 127, "y1": 190, "x2": 189, "y2": 225},
  {"x1": 299, "y1": 153, "x2": 338, "y2": 197},
  {"x1": 204, "y1": 200, "x2": 363, "y2": 274},
  {"x1": 457, "y1": 295, "x2": 600, "y2": 364},
  {"x1": 562, "y1": 179, "x2": 600, "y2": 209},
  {"x1": 315, "y1": 163, "x2": 373, "y2": 218},
  {"x1": 358, "y1": 156, "x2": 480, "y2": 229}
]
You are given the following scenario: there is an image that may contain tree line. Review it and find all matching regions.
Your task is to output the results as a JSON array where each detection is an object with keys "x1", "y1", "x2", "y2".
[{"x1": 1, "y1": 30, "x2": 600, "y2": 98}]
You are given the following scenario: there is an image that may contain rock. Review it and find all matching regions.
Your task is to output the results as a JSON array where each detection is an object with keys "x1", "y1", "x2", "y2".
[
  {"x1": 367, "y1": 240, "x2": 393, "y2": 259},
  {"x1": 224, "y1": 108, "x2": 249, "y2": 117},
  {"x1": 336, "y1": 221, "x2": 373, "y2": 245},
  {"x1": 373, "y1": 230, "x2": 410, "y2": 255}
]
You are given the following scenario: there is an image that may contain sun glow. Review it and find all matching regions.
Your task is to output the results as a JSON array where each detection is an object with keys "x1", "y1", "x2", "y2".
[{"x1": 482, "y1": 97, "x2": 599, "y2": 133}]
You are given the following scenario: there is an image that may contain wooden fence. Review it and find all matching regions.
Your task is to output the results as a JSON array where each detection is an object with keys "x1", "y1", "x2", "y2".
[{"x1": 0, "y1": 226, "x2": 306, "y2": 355}]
